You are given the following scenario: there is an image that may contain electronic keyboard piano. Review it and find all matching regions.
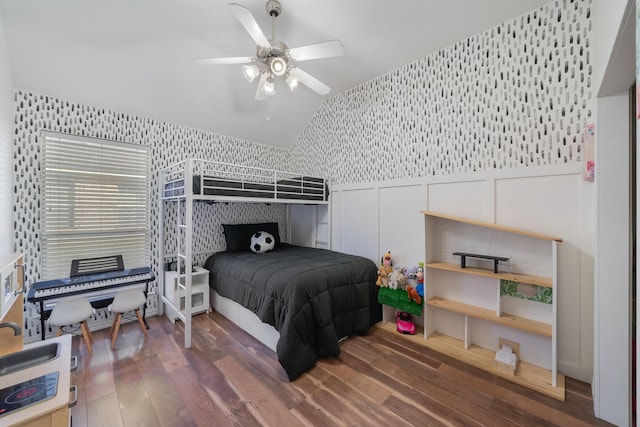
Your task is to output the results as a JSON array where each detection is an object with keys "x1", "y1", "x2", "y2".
[{"x1": 28, "y1": 256, "x2": 155, "y2": 340}]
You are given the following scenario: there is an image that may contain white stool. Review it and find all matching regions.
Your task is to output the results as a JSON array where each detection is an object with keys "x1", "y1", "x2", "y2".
[
  {"x1": 48, "y1": 298, "x2": 95, "y2": 356},
  {"x1": 108, "y1": 289, "x2": 147, "y2": 348}
]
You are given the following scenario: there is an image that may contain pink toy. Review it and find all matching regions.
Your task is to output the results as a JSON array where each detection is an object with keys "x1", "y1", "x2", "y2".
[{"x1": 396, "y1": 311, "x2": 416, "y2": 335}]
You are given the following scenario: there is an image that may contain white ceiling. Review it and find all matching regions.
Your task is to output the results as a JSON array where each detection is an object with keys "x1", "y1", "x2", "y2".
[{"x1": 0, "y1": 0, "x2": 551, "y2": 149}]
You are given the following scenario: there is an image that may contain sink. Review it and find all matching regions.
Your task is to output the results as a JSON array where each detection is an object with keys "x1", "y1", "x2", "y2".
[{"x1": 0, "y1": 343, "x2": 60, "y2": 376}]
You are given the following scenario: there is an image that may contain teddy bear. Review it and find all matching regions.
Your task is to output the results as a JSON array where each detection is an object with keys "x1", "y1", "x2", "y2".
[
  {"x1": 376, "y1": 251, "x2": 393, "y2": 287},
  {"x1": 387, "y1": 266, "x2": 407, "y2": 290},
  {"x1": 402, "y1": 265, "x2": 418, "y2": 288}
]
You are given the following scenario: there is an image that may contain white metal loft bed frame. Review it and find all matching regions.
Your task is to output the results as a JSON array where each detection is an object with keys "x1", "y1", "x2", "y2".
[{"x1": 158, "y1": 158, "x2": 329, "y2": 348}]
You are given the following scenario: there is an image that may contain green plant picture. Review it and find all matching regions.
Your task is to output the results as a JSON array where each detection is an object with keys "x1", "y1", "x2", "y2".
[{"x1": 500, "y1": 280, "x2": 552, "y2": 304}]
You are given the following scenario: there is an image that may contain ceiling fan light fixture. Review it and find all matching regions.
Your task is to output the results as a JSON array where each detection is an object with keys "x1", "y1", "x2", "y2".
[
  {"x1": 285, "y1": 73, "x2": 299, "y2": 91},
  {"x1": 198, "y1": 1, "x2": 343, "y2": 99},
  {"x1": 242, "y1": 64, "x2": 260, "y2": 82},
  {"x1": 270, "y1": 57, "x2": 287, "y2": 76},
  {"x1": 261, "y1": 75, "x2": 276, "y2": 96}
]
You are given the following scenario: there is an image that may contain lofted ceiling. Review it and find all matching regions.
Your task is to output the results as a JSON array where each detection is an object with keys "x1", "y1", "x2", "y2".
[{"x1": 0, "y1": 0, "x2": 551, "y2": 149}]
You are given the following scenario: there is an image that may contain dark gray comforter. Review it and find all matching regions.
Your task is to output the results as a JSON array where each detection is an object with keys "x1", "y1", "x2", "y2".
[{"x1": 203, "y1": 244, "x2": 380, "y2": 380}]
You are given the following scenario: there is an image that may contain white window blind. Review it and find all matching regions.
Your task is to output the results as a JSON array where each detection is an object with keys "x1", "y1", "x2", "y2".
[{"x1": 41, "y1": 131, "x2": 150, "y2": 280}]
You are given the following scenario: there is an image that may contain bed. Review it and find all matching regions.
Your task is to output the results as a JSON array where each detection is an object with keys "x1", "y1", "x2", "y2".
[
  {"x1": 203, "y1": 223, "x2": 381, "y2": 380},
  {"x1": 162, "y1": 160, "x2": 328, "y2": 202},
  {"x1": 159, "y1": 159, "x2": 362, "y2": 363}
]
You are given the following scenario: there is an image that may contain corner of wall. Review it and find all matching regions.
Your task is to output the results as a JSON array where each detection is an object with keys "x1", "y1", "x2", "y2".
[{"x1": 0, "y1": 8, "x2": 14, "y2": 257}]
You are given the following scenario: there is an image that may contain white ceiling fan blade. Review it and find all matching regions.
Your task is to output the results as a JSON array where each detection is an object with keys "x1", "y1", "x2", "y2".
[
  {"x1": 288, "y1": 67, "x2": 331, "y2": 96},
  {"x1": 229, "y1": 3, "x2": 271, "y2": 50},
  {"x1": 254, "y1": 73, "x2": 268, "y2": 101},
  {"x1": 194, "y1": 56, "x2": 255, "y2": 65},
  {"x1": 288, "y1": 40, "x2": 344, "y2": 62}
]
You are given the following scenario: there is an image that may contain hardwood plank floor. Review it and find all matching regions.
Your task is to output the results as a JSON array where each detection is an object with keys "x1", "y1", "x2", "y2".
[{"x1": 68, "y1": 312, "x2": 613, "y2": 427}]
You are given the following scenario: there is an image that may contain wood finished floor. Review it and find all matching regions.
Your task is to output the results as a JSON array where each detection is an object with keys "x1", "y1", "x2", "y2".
[{"x1": 68, "y1": 312, "x2": 613, "y2": 427}]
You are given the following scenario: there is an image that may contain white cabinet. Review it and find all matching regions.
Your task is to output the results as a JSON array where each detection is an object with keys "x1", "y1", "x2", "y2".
[
  {"x1": 163, "y1": 267, "x2": 210, "y2": 322},
  {"x1": 416, "y1": 211, "x2": 564, "y2": 400},
  {"x1": 0, "y1": 253, "x2": 23, "y2": 319}
]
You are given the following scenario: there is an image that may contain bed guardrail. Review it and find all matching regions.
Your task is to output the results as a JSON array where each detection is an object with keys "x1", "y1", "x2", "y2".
[{"x1": 160, "y1": 158, "x2": 328, "y2": 203}]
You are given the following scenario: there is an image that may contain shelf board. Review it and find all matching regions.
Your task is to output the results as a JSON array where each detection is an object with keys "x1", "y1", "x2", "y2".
[
  {"x1": 427, "y1": 261, "x2": 553, "y2": 288},
  {"x1": 375, "y1": 322, "x2": 565, "y2": 401},
  {"x1": 422, "y1": 211, "x2": 563, "y2": 243},
  {"x1": 427, "y1": 297, "x2": 552, "y2": 337}
]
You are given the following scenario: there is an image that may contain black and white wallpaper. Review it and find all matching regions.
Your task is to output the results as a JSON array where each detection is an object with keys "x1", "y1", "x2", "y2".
[
  {"x1": 287, "y1": 0, "x2": 592, "y2": 185},
  {"x1": 12, "y1": 92, "x2": 289, "y2": 339},
  {"x1": 12, "y1": 0, "x2": 592, "y2": 339}
]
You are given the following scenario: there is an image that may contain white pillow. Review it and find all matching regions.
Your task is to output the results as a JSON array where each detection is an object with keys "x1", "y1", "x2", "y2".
[{"x1": 250, "y1": 231, "x2": 275, "y2": 253}]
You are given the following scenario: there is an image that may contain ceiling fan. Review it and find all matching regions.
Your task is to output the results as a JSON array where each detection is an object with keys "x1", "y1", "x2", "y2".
[{"x1": 195, "y1": 0, "x2": 344, "y2": 100}]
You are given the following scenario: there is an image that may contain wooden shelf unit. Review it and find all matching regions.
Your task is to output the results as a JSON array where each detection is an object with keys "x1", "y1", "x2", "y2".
[
  {"x1": 426, "y1": 262, "x2": 553, "y2": 288},
  {"x1": 376, "y1": 322, "x2": 565, "y2": 400},
  {"x1": 419, "y1": 211, "x2": 564, "y2": 400},
  {"x1": 426, "y1": 297, "x2": 552, "y2": 337},
  {"x1": 422, "y1": 211, "x2": 563, "y2": 243}
]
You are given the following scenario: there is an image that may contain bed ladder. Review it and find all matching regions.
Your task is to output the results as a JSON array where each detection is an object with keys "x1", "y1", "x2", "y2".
[{"x1": 159, "y1": 159, "x2": 194, "y2": 349}]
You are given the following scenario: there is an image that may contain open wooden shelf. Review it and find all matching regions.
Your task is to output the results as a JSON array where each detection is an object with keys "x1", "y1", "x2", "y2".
[
  {"x1": 427, "y1": 297, "x2": 552, "y2": 337},
  {"x1": 426, "y1": 261, "x2": 553, "y2": 288},
  {"x1": 375, "y1": 322, "x2": 565, "y2": 401},
  {"x1": 421, "y1": 211, "x2": 563, "y2": 242}
]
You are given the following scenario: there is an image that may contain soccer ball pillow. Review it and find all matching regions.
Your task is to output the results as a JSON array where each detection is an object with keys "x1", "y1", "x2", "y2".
[{"x1": 250, "y1": 231, "x2": 275, "y2": 253}]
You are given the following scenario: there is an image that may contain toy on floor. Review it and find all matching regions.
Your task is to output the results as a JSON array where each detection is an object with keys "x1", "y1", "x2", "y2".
[
  {"x1": 376, "y1": 251, "x2": 393, "y2": 287},
  {"x1": 396, "y1": 311, "x2": 416, "y2": 335}
]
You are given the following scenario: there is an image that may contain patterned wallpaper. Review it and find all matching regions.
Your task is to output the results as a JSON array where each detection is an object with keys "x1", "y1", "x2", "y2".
[
  {"x1": 12, "y1": 0, "x2": 592, "y2": 339},
  {"x1": 12, "y1": 91, "x2": 289, "y2": 339},
  {"x1": 287, "y1": 0, "x2": 592, "y2": 185}
]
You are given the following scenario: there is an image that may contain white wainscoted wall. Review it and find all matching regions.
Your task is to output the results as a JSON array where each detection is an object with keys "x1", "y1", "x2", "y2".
[{"x1": 331, "y1": 163, "x2": 593, "y2": 382}]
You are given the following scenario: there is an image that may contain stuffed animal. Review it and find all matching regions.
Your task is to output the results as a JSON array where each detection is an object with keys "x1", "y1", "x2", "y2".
[
  {"x1": 406, "y1": 285, "x2": 422, "y2": 304},
  {"x1": 376, "y1": 267, "x2": 390, "y2": 287},
  {"x1": 415, "y1": 261, "x2": 424, "y2": 297},
  {"x1": 388, "y1": 266, "x2": 407, "y2": 290},
  {"x1": 376, "y1": 251, "x2": 393, "y2": 287},
  {"x1": 407, "y1": 262, "x2": 424, "y2": 304},
  {"x1": 402, "y1": 265, "x2": 418, "y2": 288}
]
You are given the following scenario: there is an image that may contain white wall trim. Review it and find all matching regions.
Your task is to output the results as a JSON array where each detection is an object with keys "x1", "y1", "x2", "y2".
[
  {"x1": 593, "y1": 90, "x2": 632, "y2": 426},
  {"x1": 333, "y1": 163, "x2": 582, "y2": 193}
]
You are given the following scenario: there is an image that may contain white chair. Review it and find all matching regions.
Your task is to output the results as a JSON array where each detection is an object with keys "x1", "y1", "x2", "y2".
[
  {"x1": 108, "y1": 289, "x2": 148, "y2": 348},
  {"x1": 48, "y1": 298, "x2": 95, "y2": 356}
]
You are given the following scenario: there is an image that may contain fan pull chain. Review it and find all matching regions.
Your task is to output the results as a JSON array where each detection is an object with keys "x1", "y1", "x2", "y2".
[{"x1": 271, "y1": 15, "x2": 276, "y2": 40}]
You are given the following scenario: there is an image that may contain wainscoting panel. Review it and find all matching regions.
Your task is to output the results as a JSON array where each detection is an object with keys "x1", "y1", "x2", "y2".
[
  {"x1": 427, "y1": 179, "x2": 490, "y2": 222},
  {"x1": 339, "y1": 188, "x2": 378, "y2": 262},
  {"x1": 378, "y1": 184, "x2": 426, "y2": 269}
]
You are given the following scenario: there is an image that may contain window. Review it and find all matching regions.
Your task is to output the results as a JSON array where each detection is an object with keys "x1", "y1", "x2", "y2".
[{"x1": 41, "y1": 131, "x2": 150, "y2": 279}]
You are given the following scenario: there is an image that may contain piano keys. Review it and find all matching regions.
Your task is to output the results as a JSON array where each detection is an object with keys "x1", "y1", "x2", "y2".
[{"x1": 28, "y1": 258, "x2": 155, "y2": 340}]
